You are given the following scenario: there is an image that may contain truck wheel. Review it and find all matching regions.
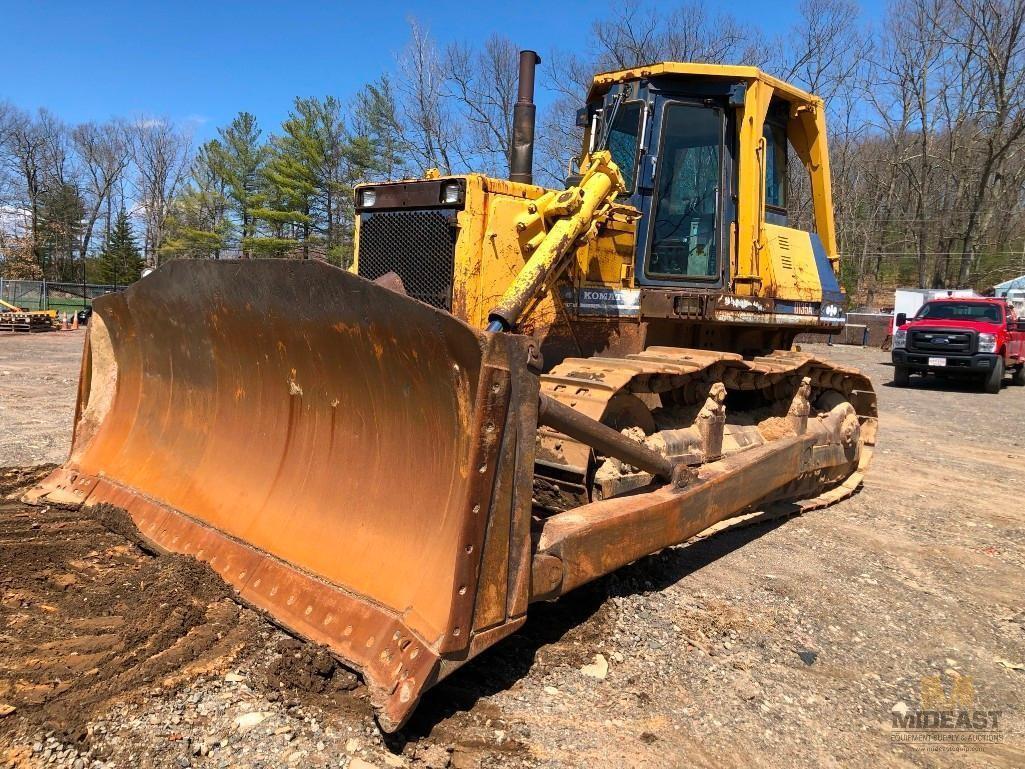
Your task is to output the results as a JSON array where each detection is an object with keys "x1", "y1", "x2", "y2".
[
  {"x1": 1012, "y1": 364, "x2": 1025, "y2": 387},
  {"x1": 984, "y1": 358, "x2": 1005, "y2": 394},
  {"x1": 893, "y1": 365, "x2": 910, "y2": 387}
]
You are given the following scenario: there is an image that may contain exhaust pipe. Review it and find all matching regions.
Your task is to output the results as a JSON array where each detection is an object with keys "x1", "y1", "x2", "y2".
[{"x1": 509, "y1": 50, "x2": 541, "y2": 185}]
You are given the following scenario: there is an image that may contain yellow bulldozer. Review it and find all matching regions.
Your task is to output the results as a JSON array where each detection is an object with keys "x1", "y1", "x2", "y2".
[{"x1": 28, "y1": 53, "x2": 876, "y2": 730}]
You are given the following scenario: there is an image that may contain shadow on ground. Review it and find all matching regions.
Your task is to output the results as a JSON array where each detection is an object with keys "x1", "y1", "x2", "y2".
[
  {"x1": 387, "y1": 516, "x2": 788, "y2": 748},
  {"x1": 881, "y1": 376, "x2": 1010, "y2": 393}
]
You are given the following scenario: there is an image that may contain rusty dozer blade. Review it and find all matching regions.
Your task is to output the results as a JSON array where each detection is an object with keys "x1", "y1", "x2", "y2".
[{"x1": 27, "y1": 260, "x2": 542, "y2": 731}]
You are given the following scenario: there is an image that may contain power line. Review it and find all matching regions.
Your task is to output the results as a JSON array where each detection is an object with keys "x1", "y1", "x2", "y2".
[{"x1": 852, "y1": 251, "x2": 1025, "y2": 257}]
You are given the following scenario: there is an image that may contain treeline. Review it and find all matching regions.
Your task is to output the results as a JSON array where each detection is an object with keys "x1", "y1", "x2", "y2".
[
  {"x1": 1, "y1": 0, "x2": 1024, "y2": 302},
  {"x1": 821, "y1": 0, "x2": 1025, "y2": 304},
  {"x1": 0, "y1": 111, "x2": 176, "y2": 283},
  {"x1": 160, "y1": 96, "x2": 402, "y2": 264}
]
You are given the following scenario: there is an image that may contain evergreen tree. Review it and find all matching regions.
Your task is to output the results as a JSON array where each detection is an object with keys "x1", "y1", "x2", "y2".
[
  {"x1": 161, "y1": 146, "x2": 231, "y2": 259},
  {"x1": 204, "y1": 113, "x2": 267, "y2": 256},
  {"x1": 167, "y1": 94, "x2": 407, "y2": 265},
  {"x1": 250, "y1": 100, "x2": 323, "y2": 258},
  {"x1": 96, "y1": 209, "x2": 143, "y2": 285},
  {"x1": 159, "y1": 187, "x2": 231, "y2": 260},
  {"x1": 353, "y1": 76, "x2": 409, "y2": 181},
  {"x1": 37, "y1": 181, "x2": 86, "y2": 280},
  {"x1": 250, "y1": 97, "x2": 350, "y2": 260}
]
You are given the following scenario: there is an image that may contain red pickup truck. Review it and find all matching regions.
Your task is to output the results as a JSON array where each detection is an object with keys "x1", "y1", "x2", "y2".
[{"x1": 891, "y1": 297, "x2": 1025, "y2": 393}]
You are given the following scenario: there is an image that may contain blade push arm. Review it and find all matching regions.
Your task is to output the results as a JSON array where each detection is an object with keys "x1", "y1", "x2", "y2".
[{"x1": 486, "y1": 151, "x2": 625, "y2": 332}]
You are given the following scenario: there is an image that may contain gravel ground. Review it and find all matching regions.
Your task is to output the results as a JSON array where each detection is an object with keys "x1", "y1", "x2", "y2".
[
  {"x1": 1, "y1": 332, "x2": 1023, "y2": 768},
  {"x1": 0, "y1": 331, "x2": 80, "y2": 467}
]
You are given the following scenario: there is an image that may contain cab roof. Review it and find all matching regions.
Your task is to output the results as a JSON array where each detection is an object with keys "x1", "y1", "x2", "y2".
[{"x1": 588, "y1": 62, "x2": 821, "y2": 107}]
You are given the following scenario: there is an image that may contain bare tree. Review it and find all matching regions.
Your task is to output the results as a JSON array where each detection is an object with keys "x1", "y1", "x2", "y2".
[
  {"x1": 868, "y1": 0, "x2": 951, "y2": 287},
  {"x1": 36, "y1": 110, "x2": 86, "y2": 279},
  {"x1": 73, "y1": 121, "x2": 131, "y2": 264},
  {"x1": 1, "y1": 108, "x2": 46, "y2": 262},
  {"x1": 0, "y1": 103, "x2": 18, "y2": 222},
  {"x1": 771, "y1": 0, "x2": 871, "y2": 262},
  {"x1": 444, "y1": 35, "x2": 519, "y2": 176},
  {"x1": 591, "y1": 0, "x2": 765, "y2": 69},
  {"x1": 396, "y1": 21, "x2": 460, "y2": 174},
  {"x1": 130, "y1": 119, "x2": 192, "y2": 263},
  {"x1": 947, "y1": 0, "x2": 1025, "y2": 284},
  {"x1": 535, "y1": 0, "x2": 771, "y2": 185},
  {"x1": 775, "y1": 0, "x2": 866, "y2": 101}
]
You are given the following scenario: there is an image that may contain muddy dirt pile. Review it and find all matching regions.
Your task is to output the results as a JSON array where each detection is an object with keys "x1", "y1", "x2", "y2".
[
  {"x1": 265, "y1": 638, "x2": 360, "y2": 699},
  {"x1": 0, "y1": 494, "x2": 267, "y2": 749},
  {"x1": 0, "y1": 475, "x2": 446, "y2": 769}
]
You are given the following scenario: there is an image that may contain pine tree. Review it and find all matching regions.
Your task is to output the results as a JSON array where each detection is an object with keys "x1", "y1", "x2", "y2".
[
  {"x1": 169, "y1": 93, "x2": 409, "y2": 265},
  {"x1": 353, "y1": 76, "x2": 409, "y2": 180},
  {"x1": 250, "y1": 101, "x2": 321, "y2": 258},
  {"x1": 204, "y1": 113, "x2": 267, "y2": 256},
  {"x1": 159, "y1": 187, "x2": 231, "y2": 260},
  {"x1": 161, "y1": 148, "x2": 231, "y2": 259},
  {"x1": 38, "y1": 181, "x2": 86, "y2": 280},
  {"x1": 250, "y1": 97, "x2": 348, "y2": 259},
  {"x1": 96, "y1": 209, "x2": 143, "y2": 285}
]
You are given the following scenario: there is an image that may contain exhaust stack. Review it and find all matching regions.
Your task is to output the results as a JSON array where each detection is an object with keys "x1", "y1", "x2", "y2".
[{"x1": 509, "y1": 50, "x2": 541, "y2": 184}]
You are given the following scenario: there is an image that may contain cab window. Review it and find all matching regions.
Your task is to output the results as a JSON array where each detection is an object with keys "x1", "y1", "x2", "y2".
[
  {"x1": 607, "y1": 101, "x2": 642, "y2": 193},
  {"x1": 763, "y1": 122, "x2": 787, "y2": 209},
  {"x1": 647, "y1": 103, "x2": 722, "y2": 279}
]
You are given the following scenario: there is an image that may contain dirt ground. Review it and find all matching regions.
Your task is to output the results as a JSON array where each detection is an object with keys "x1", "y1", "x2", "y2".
[
  {"x1": 1, "y1": 330, "x2": 1023, "y2": 769},
  {"x1": 0, "y1": 332, "x2": 80, "y2": 467}
]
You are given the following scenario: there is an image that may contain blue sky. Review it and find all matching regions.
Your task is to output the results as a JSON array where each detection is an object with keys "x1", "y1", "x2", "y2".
[{"x1": 2, "y1": 0, "x2": 883, "y2": 142}]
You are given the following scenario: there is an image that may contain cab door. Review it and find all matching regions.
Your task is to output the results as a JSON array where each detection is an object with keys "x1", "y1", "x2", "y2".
[
  {"x1": 1009, "y1": 306, "x2": 1025, "y2": 361},
  {"x1": 633, "y1": 97, "x2": 729, "y2": 289}
]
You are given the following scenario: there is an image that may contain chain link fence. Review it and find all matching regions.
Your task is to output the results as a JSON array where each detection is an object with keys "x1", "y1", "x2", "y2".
[
  {"x1": 0, "y1": 280, "x2": 127, "y2": 315},
  {"x1": 0, "y1": 279, "x2": 126, "y2": 314}
]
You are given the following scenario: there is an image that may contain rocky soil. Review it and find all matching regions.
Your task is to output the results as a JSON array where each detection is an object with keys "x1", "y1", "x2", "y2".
[{"x1": 1, "y1": 333, "x2": 1023, "y2": 768}]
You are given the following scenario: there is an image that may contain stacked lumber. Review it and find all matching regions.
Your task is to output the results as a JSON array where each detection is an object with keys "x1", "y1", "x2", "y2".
[{"x1": 0, "y1": 310, "x2": 57, "y2": 332}]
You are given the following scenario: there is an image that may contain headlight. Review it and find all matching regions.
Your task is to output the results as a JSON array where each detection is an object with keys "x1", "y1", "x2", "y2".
[
  {"x1": 359, "y1": 188, "x2": 376, "y2": 207},
  {"x1": 978, "y1": 332, "x2": 997, "y2": 353},
  {"x1": 893, "y1": 329, "x2": 907, "y2": 349},
  {"x1": 441, "y1": 182, "x2": 461, "y2": 204}
]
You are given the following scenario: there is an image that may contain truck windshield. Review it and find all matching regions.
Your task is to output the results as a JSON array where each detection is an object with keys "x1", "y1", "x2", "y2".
[
  {"x1": 915, "y1": 302, "x2": 1002, "y2": 323},
  {"x1": 647, "y1": 103, "x2": 722, "y2": 279}
]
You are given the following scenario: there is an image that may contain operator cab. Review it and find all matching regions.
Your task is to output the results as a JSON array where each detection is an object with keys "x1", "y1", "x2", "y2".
[{"x1": 579, "y1": 64, "x2": 836, "y2": 298}]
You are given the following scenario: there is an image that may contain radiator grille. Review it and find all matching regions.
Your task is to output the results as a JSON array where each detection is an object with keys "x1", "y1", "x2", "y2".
[
  {"x1": 909, "y1": 330, "x2": 974, "y2": 353},
  {"x1": 357, "y1": 209, "x2": 458, "y2": 311}
]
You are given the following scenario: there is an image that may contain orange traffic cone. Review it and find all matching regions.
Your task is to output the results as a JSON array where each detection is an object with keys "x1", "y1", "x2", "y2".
[
  {"x1": 72, "y1": 312, "x2": 79, "y2": 331},
  {"x1": 61, "y1": 312, "x2": 69, "y2": 331}
]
